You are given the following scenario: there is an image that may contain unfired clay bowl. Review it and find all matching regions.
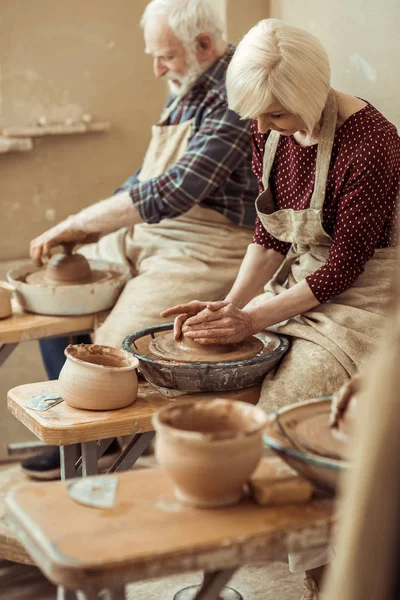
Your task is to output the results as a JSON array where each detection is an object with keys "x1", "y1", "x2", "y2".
[
  {"x1": 59, "y1": 344, "x2": 139, "y2": 411},
  {"x1": 153, "y1": 398, "x2": 267, "y2": 508}
]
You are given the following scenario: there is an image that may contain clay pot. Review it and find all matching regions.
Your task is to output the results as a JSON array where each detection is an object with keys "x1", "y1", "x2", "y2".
[
  {"x1": 45, "y1": 244, "x2": 92, "y2": 285},
  {"x1": 153, "y1": 398, "x2": 267, "y2": 508},
  {"x1": 59, "y1": 344, "x2": 139, "y2": 410},
  {"x1": 0, "y1": 281, "x2": 14, "y2": 319}
]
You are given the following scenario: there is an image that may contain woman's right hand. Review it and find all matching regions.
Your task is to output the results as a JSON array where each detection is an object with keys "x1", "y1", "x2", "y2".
[{"x1": 161, "y1": 300, "x2": 227, "y2": 340}]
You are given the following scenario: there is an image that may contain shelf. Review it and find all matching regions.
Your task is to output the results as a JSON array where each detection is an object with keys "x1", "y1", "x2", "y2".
[{"x1": 2, "y1": 121, "x2": 111, "y2": 138}]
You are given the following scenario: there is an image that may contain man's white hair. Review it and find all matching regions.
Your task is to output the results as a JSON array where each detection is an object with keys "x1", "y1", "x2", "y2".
[
  {"x1": 226, "y1": 19, "x2": 331, "y2": 134},
  {"x1": 141, "y1": 0, "x2": 226, "y2": 48}
]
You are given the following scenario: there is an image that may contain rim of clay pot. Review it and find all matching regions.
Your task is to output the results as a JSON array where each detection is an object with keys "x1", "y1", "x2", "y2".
[
  {"x1": 152, "y1": 398, "x2": 268, "y2": 442},
  {"x1": 64, "y1": 344, "x2": 139, "y2": 371}
]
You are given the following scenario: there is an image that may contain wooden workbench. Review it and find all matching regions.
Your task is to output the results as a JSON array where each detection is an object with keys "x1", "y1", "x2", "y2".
[{"x1": 6, "y1": 465, "x2": 333, "y2": 596}]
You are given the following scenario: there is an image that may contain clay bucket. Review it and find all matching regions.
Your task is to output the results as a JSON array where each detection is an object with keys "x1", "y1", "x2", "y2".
[
  {"x1": 153, "y1": 398, "x2": 267, "y2": 508},
  {"x1": 0, "y1": 281, "x2": 14, "y2": 319},
  {"x1": 59, "y1": 344, "x2": 139, "y2": 410}
]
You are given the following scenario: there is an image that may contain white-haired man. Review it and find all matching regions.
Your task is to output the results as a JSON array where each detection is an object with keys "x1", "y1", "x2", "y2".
[{"x1": 23, "y1": 0, "x2": 257, "y2": 479}]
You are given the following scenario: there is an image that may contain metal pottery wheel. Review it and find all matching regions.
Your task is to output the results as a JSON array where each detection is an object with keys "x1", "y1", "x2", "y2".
[
  {"x1": 7, "y1": 260, "x2": 130, "y2": 316},
  {"x1": 263, "y1": 397, "x2": 348, "y2": 494},
  {"x1": 123, "y1": 323, "x2": 289, "y2": 393}
]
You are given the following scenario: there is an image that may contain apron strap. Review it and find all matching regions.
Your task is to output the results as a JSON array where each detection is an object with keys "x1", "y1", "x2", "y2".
[
  {"x1": 261, "y1": 130, "x2": 280, "y2": 191},
  {"x1": 158, "y1": 95, "x2": 182, "y2": 125},
  {"x1": 310, "y1": 89, "x2": 338, "y2": 210},
  {"x1": 260, "y1": 89, "x2": 338, "y2": 210}
]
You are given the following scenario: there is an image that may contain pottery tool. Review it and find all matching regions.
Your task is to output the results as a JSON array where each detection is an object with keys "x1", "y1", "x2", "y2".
[
  {"x1": 7, "y1": 244, "x2": 129, "y2": 316},
  {"x1": 68, "y1": 476, "x2": 119, "y2": 509},
  {"x1": 123, "y1": 323, "x2": 289, "y2": 393}
]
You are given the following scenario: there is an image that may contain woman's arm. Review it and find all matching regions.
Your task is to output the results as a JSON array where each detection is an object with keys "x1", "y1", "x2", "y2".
[
  {"x1": 225, "y1": 243, "x2": 285, "y2": 308},
  {"x1": 244, "y1": 279, "x2": 320, "y2": 333}
]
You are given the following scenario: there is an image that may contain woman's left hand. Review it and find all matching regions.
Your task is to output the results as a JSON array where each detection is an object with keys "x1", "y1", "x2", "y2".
[{"x1": 182, "y1": 301, "x2": 255, "y2": 345}]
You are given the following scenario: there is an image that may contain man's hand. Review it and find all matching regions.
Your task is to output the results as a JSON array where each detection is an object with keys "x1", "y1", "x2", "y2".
[{"x1": 30, "y1": 217, "x2": 100, "y2": 265}]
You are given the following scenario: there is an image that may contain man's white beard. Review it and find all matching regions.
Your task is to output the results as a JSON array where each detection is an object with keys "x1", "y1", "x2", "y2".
[{"x1": 164, "y1": 50, "x2": 204, "y2": 99}]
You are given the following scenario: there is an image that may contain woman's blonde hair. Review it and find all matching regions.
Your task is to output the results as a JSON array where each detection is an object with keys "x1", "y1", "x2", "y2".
[{"x1": 226, "y1": 19, "x2": 331, "y2": 134}]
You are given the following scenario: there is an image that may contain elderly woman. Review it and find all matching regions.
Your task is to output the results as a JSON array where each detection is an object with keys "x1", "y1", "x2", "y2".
[{"x1": 162, "y1": 18, "x2": 400, "y2": 599}]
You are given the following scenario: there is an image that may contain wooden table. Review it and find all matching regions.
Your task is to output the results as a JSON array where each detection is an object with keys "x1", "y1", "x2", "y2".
[
  {"x1": 8, "y1": 380, "x2": 260, "y2": 480},
  {"x1": 0, "y1": 299, "x2": 105, "y2": 368},
  {"x1": 5, "y1": 465, "x2": 333, "y2": 600}
]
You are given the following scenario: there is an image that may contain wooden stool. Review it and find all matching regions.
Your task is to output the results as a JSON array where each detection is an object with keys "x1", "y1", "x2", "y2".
[
  {"x1": 8, "y1": 380, "x2": 261, "y2": 479},
  {"x1": 5, "y1": 463, "x2": 333, "y2": 600}
]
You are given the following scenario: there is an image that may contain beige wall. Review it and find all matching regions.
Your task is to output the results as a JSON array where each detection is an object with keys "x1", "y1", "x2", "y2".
[
  {"x1": 269, "y1": 0, "x2": 400, "y2": 127},
  {"x1": 0, "y1": 0, "x2": 163, "y2": 261}
]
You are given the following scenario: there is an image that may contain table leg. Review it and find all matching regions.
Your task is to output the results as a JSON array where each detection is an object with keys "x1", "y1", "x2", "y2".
[
  {"x1": 0, "y1": 343, "x2": 18, "y2": 367},
  {"x1": 57, "y1": 587, "x2": 78, "y2": 600},
  {"x1": 81, "y1": 441, "x2": 99, "y2": 477},
  {"x1": 174, "y1": 568, "x2": 240, "y2": 600},
  {"x1": 60, "y1": 443, "x2": 81, "y2": 480},
  {"x1": 107, "y1": 431, "x2": 155, "y2": 473}
]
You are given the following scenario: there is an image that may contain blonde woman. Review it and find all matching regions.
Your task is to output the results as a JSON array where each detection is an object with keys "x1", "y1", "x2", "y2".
[{"x1": 163, "y1": 18, "x2": 400, "y2": 599}]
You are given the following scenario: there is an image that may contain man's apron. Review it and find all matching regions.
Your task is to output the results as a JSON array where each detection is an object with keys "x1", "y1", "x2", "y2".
[
  {"x1": 249, "y1": 89, "x2": 397, "y2": 411},
  {"x1": 82, "y1": 99, "x2": 253, "y2": 347}
]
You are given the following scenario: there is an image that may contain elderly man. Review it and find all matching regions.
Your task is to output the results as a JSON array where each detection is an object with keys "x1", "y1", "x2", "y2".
[{"x1": 22, "y1": 0, "x2": 257, "y2": 479}]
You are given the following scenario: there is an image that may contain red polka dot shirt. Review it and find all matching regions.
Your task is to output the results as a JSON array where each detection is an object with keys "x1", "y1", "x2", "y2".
[{"x1": 251, "y1": 103, "x2": 400, "y2": 303}]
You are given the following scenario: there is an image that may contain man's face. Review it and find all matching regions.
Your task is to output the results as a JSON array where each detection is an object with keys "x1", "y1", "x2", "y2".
[{"x1": 144, "y1": 16, "x2": 202, "y2": 97}]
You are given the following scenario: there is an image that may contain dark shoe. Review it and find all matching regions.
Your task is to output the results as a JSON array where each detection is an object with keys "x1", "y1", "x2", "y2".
[{"x1": 21, "y1": 439, "x2": 121, "y2": 480}]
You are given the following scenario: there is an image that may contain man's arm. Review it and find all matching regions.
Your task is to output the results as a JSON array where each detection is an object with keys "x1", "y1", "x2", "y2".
[{"x1": 124, "y1": 100, "x2": 253, "y2": 222}]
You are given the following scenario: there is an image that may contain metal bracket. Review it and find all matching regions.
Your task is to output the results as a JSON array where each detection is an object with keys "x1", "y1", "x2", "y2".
[{"x1": 27, "y1": 393, "x2": 64, "y2": 411}]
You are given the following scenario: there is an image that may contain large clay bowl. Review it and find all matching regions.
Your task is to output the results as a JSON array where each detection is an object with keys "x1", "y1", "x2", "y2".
[
  {"x1": 123, "y1": 323, "x2": 289, "y2": 393},
  {"x1": 59, "y1": 344, "x2": 139, "y2": 410},
  {"x1": 153, "y1": 398, "x2": 267, "y2": 508},
  {"x1": 262, "y1": 397, "x2": 348, "y2": 495}
]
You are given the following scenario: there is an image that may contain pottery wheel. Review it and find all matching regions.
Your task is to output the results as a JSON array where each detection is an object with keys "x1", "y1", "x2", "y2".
[
  {"x1": 149, "y1": 332, "x2": 264, "y2": 364},
  {"x1": 294, "y1": 412, "x2": 351, "y2": 460},
  {"x1": 25, "y1": 268, "x2": 115, "y2": 287}
]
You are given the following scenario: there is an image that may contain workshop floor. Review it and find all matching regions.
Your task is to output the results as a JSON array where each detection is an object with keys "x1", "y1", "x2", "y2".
[{"x1": 1, "y1": 559, "x2": 304, "y2": 600}]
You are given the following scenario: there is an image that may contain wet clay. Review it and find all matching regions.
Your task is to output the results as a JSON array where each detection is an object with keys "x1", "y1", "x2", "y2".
[
  {"x1": 294, "y1": 412, "x2": 351, "y2": 460},
  {"x1": 59, "y1": 344, "x2": 139, "y2": 411},
  {"x1": 27, "y1": 244, "x2": 93, "y2": 286},
  {"x1": 150, "y1": 331, "x2": 264, "y2": 364},
  {"x1": 153, "y1": 398, "x2": 267, "y2": 508}
]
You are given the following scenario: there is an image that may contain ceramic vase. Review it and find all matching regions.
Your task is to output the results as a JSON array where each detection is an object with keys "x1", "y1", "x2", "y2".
[
  {"x1": 59, "y1": 344, "x2": 139, "y2": 410},
  {"x1": 153, "y1": 398, "x2": 267, "y2": 508}
]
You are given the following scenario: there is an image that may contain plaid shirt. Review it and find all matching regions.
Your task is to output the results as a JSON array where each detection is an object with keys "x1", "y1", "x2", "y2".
[{"x1": 116, "y1": 45, "x2": 257, "y2": 228}]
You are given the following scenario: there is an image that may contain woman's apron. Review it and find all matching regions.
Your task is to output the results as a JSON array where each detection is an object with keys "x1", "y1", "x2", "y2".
[
  {"x1": 83, "y1": 99, "x2": 253, "y2": 347},
  {"x1": 250, "y1": 89, "x2": 397, "y2": 410}
]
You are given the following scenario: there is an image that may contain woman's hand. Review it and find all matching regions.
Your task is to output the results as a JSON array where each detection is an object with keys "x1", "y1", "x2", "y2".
[
  {"x1": 161, "y1": 300, "x2": 217, "y2": 340},
  {"x1": 30, "y1": 217, "x2": 100, "y2": 265},
  {"x1": 330, "y1": 374, "x2": 362, "y2": 429},
  {"x1": 181, "y1": 301, "x2": 254, "y2": 345}
]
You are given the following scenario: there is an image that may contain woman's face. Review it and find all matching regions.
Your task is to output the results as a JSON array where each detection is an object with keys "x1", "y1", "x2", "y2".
[{"x1": 257, "y1": 101, "x2": 306, "y2": 136}]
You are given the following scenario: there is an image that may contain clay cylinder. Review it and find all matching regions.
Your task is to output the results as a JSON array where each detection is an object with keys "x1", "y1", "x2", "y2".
[
  {"x1": 153, "y1": 398, "x2": 267, "y2": 508},
  {"x1": 0, "y1": 281, "x2": 14, "y2": 319},
  {"x1": 45, "y1": 250, "x2": 92, "y2": 285},
  {"x1": 59, "y1": 344, "x2": 139, "y2": 410}
]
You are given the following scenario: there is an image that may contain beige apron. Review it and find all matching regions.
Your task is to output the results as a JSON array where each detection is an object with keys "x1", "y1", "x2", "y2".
[
  {"x1": 249, "y1": 89, "x2": 397, "y2": 412},
  {"x1": 82, "y1": 98, "x2": 253, "y2": 347}
]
